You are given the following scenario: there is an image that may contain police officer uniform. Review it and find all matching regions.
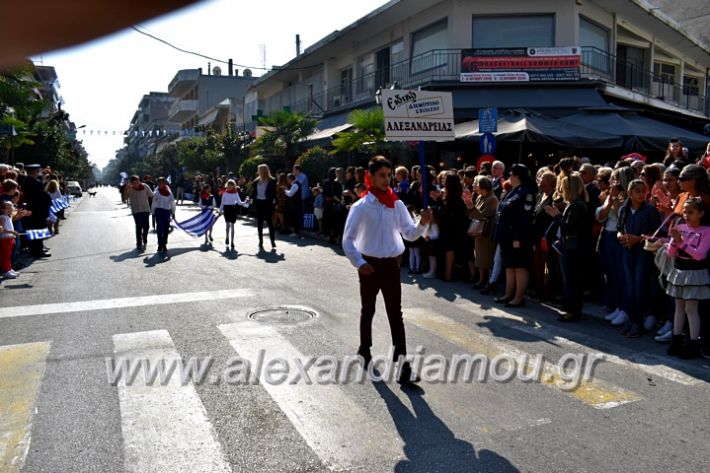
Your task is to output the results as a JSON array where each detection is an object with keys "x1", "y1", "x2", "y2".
[
  {"x1": 20, "y1": 164, "x2": 52, "y2": 258},
  {"x1": 494, "y1": 184, "x2": 536, "y2": 269}
]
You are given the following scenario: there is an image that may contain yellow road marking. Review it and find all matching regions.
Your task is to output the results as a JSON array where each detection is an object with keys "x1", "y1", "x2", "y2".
[
  {"x1": 406, "y1": 309, "x2": 641, "y2": 409},
  {"x1": 0, "y1": 341, "x2": 51, "y2": 472}
]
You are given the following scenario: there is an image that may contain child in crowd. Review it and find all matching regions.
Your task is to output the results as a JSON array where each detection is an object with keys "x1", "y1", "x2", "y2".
[
  {"x1": 45, "y1": 179, "x2": 62, "y2": 234},
  {"x1": 665, "y1": 198, "x2": 710, "y2": 359},
  {"x1": 422, "y1": 210, "x2": 440, "y2": 279},
  {"x1": 1, "y1": 201, "x2": 20, "y2": 279},
  {"x1": 199, "y1": 184, "x2": 216, "y2": 245},
  {"x1": 313, "y1": 186, "x2": 324, "y2": 235},
  {"x1": 406, "y1": 205, "x2": 424, "y2": 274}
]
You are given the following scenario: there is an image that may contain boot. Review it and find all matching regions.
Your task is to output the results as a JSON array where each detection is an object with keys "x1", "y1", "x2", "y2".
[
  {"x1": 679, "y1": 339, "x2": 702, "y2": 360},
  {"x1": 422, "y1": 256, "x2": 437, "y2": 278},
  {"x1": 667, "y1": 334, "x2": 685, "y2": 357}
]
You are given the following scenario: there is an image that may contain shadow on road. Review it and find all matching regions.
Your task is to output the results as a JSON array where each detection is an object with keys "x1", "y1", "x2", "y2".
[
  {"x1": 256, "y1": 247, "x2": 285, "y2": 263},
  {"x1": 373, "y1": 380, "x2": 519, "y2": 473},
  {"x1": 110, "y1": 248, "x2": 145, "y2": 262}
]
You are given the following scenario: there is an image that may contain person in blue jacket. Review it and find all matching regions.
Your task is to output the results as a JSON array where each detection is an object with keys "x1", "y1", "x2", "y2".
[{"x1": 493, "y1": 163, "x2": 537, "y2": 307}]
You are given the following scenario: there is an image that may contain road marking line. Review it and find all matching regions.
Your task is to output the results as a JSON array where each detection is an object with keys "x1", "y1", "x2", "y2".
[
  {"x1": 218, "y1": 321, "x2": 404, "y2": 470},
  {"x1": 456, "y1": 302, "x2": 704, "y2": 386},
  {"x1": 0, "y1": 341, "x2": 51, "y2": 473},
  {"x1": 113, "y1": 330, "x2": 232, "y2": 473},
  {"x1": 0, "y1": 289, "x2": 253, "y2": 319},
  {"x1": 406, "y1": 309, "x2": 641, "y2": 409}
]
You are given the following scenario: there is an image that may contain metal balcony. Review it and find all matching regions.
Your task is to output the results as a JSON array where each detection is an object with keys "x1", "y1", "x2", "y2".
[{"x1": 168, "y1": 99, "x2": 198, "y2": 122}]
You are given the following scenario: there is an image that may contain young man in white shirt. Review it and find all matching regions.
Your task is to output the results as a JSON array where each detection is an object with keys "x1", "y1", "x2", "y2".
[{"x1": 342, "y1": 156, "x2": 432, "y2": 385}]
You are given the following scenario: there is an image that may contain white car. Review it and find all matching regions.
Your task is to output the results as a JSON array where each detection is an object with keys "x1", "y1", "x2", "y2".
[{"x1": 66, "y1": 181, "x2": 83, "y2": 197}]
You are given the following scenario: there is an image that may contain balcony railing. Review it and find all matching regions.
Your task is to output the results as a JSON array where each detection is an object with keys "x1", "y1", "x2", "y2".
[
  {"x1": 581, "y1": 46, "x2": 707, "y2": 115},
  {"x1": 259, "y1": 47, "x2": 708, "y2": 120},
  {"x1": 168, "y1": 99, "x2": 198, "y2": 122}
]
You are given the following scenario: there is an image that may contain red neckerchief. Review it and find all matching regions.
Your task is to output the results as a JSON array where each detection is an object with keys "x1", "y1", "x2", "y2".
[
  {"x1": 158, "y1": 186, "x2": 171, "y2": 197},
  {"x1": 360, "y1": 172, "x2": 399, "y2": 208},
  {"x1": 200, "y1": 192, "x2": 212, "y2": 200},
  {"x1": 701, "y1": 154, "x2": 710, "y2": 169},
  {"x1": 222, "y1": 188, "x2": 237, "y2": 195},
  {"x1": 132, "y1": 183, "x2": 144, "y2": 191}
]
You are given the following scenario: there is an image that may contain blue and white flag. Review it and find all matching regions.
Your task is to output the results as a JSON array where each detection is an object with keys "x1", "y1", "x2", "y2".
[
  {"x1": 50, "y1": 198, "x2": 69, "y2": 215},
  {"x1": 172, "y1": 209, "x2": 218, "y2": 237},
  {"x1": 25, "y1": 228, "x2": 53, "y2": 240}
]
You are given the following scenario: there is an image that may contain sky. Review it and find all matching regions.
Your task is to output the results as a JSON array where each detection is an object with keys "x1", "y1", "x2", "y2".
[{"x1": 33, "y1": 0, "x2": 390, "y2": 170}]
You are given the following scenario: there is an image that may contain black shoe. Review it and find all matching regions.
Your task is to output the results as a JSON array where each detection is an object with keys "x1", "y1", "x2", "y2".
[
  {"x1": 620, "y1": 320, "x2": 633, "y2": 336},
  {"x1": 494, "y1": 296, "x2": 512, "y2": 304},
  {"x1": 667, "y1": 334, "x2": 685, "y2": 357},
  {"x1": 32, "y1": 252, "x2": 51, "y2": 259},
  {"x1": 209, "y1": 235, "x2": 213, "y2": 242},
  {"x1": 557, "y1": 312, "x2": 580, "y2": 323},
  {"x1": 480, "y1": 283, "x2": 497, "y2": 295},
  {"x1": 398, "y1": 362, "x2": 421, "y2": 385},
  {"x1": 505, "y1": 299, "x2": 526, "y2": 308},
  {"x1": 357, "y1": 348, "x2": 372, "y2": 369}
]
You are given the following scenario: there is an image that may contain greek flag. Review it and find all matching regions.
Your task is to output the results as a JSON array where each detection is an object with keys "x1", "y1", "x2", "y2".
[
  {"x1": 25, "y1": 228, "x2": 53, "y2": 240},
  {"x1": 50, "y1": 198, "x2": 69, "y2": 215},
  {"x1": 172, "y1": 209, "x2": 218, "y2": 237}
]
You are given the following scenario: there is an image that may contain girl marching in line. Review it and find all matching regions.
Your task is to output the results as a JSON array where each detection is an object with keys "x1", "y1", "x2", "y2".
[
  {"x1": 199, "y1": 184, "x2": 216, "y2": 245},
  {"x1": 665, "y1": 198, "x2": 710, "y2": 359},
  {"x1": 219, "y1": 179, "x2": 250, "y2": 251},
  {"x1": 151, "y1": 177, "x2": 176, "y2": 254}
]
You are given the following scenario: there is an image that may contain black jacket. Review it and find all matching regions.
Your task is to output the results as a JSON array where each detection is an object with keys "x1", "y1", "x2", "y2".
[{"x1": 250, "y1": 178, "x2": 277, "y2": 203}]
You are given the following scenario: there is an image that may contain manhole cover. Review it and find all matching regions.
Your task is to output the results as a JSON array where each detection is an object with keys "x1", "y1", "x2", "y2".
[{"x1": 248, "y1": 307, "x2": 317, "y2": 324}]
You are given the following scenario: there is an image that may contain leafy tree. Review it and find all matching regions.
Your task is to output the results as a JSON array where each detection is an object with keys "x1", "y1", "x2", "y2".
[
  {"x1": 239, "y1": 155, "x2": 266, "y2": 181},
  {"x1": 295, "y1": 146, "x2": 336, "y2": 184},
  {"x1": 253, "y1": 109, "x2": 317, "y2": 169},
  {"x1": 331, "y1": 108, "x2": 386, "y2": 155}
]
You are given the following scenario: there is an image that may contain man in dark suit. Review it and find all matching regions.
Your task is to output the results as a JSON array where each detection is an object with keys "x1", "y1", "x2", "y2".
[{"x1": 21, "y1": 164, "x2": 52, "y2": 258}]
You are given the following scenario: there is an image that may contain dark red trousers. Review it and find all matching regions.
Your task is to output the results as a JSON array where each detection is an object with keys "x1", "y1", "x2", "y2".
[
  {"x1": 1, "y1": 238, "x2": 15, "y2": 273},
  {"x1": 358, "y1": 255, "x2": 406, "y2": 361}
]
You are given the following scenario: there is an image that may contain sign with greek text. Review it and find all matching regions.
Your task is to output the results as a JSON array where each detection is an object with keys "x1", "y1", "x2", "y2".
[{"x1": 381, "y1": 89, "x2": 455, "y2": 141}]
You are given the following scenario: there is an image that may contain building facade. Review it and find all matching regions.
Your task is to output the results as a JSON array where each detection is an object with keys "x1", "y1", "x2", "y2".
[
  {"x1": 245, "y1": 0, "x2": 710, "y2": 135},
  {"x1": 124, "y1": 92, "x2": 178, "y2": 158}
]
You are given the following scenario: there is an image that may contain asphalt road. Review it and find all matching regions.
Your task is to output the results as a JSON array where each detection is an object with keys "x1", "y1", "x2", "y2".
[{"x1": 1, "y1": 187, "x2": 709, "y2": 473}]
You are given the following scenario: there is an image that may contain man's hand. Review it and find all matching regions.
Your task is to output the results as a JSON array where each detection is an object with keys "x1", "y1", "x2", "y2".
[
  {"x1": 358, "y1": 263, "x2": 374, "y2": 276},
  {"x1": 512, "y1": 240, "x2": 521, "y2": 249},
  {"x1": 419, "y1": 208, "x2": 433, "y2": 225}
]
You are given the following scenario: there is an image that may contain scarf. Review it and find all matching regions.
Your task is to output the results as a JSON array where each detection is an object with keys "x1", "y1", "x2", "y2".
[
  {"x1": 200, "y1": 192, "x2": 212, "y2": 201},
  {"x1": 158, "y1": 186, "x2": 171, "y2": 197},
  {"x1": 132, "y1": 183, "x2": 144, "y2": 191},
  {"x1": 360, "y1": 172, "x2": 398, "y2": 208},
  {"x1": 221, "y1": 188, "x2": 237, "y2": 195}
]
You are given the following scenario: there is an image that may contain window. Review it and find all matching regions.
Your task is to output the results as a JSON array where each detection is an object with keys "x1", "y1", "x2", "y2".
[
  {"x1": 411, "y1": 19, "x2": 448, "y2": 74},
  {"x1": 339, "y1": 68, "x2": 352, "y2": 103},
  {"x1": 472, "y1": 15, "x2": 554, "y2": 48},
  {"x1": 357, "y1": 55, "x2": 374, "y2": 94},
  {"x1": 580, "y1": 17, "x2": 610, "y2": 73}
]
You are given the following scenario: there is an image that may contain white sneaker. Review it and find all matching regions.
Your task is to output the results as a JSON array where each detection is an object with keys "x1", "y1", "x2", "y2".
[
  {"x1": 654, "y1": 330, "x2": 673, "y2": 343},
  {"x1": 643, "y1": 316, "x2": 658, "y2": 331},
  {"x1": 605, "y1": 308, "x2": 620, "y2": 321},
  {"x1": 422, "y1": 271, "x2": 436, "y2": 279},
  {"x1": 2, "y1": 271, "x2": 17, "y2": 279},
  {"x1": 610, "y1": 310, "x2": 629, "y2": 326},
  {"x1": 657, "y1": 321, "x2": 672, "y2": 336}
]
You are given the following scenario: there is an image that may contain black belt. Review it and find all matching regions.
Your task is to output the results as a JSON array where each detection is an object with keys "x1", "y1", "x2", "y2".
[{"x1": 363, "y1": 255, "x2": 398, "y2": 262}]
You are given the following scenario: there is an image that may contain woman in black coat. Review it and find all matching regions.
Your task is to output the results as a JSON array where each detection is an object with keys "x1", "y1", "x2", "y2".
[
  {"x1": 545, "y1": 172, "x2": 589, "y2": 321},
  {"x1": 493, "y1": 163, "x2": 537, "y2": 307},
  {"x1": 250, "y1": 164, "x2": 277, "y2": 249},
  {"x1": 431, "y1": 171, "x2": 469, "y2": 281}
]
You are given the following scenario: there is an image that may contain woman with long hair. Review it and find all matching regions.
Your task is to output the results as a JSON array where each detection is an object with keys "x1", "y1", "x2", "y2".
[
  {"x1": 250, "y1": 164, "x2": 277, "y2": 249},
  {"x1": 464, "y1": 175, "x2": 499, "y2": 288},
  {"x1": 430, "y1": 171, "x2": 468, "y2": 281},
  {"x1": 493, "y1": 163, "x2": 537, "y2": 307}
]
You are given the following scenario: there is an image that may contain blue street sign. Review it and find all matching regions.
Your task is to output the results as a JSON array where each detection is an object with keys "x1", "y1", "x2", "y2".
[
  {"x1": 480, "y1": 132, "x2": 497, "y2": 154},
  {"x1": 479, "y1": 108, "x2": 498, "y2": 133}
]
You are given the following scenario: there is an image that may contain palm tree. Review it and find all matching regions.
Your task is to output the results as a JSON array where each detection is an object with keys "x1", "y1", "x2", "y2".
[
  {"x1": 254, "y1": 109, "x2": 317, "y2": 169},
  {"x1": 330, "y1": 108, "x2": 386, "y2": 155}
]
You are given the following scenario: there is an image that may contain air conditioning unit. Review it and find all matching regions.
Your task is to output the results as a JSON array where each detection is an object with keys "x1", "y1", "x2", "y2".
[{"x1": 332, "y1": 95, "x2": 345, "y2": 107}]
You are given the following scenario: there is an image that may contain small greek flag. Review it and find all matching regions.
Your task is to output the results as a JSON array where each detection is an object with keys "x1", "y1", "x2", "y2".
[
  {"x1": 25, "y1": 228, "x2": 53, "y2": 240},
  {"x1": 50, "y1": 198, "x2": 69, "y2": 215},
  {"x1": 172, "y1": 209, "x2": 218, "y2": 237}
]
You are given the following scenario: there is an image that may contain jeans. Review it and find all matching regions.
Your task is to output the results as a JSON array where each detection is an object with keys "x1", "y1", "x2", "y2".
[
  {"x1": 132, "y1": 212, "x2": 150, "y2": 245},
  {"x1": 601, "y1": 230, "x2": 625, "y2": 310},
  {"x1": 622, "y1": 245, "x2": 654, "y2": 325}
]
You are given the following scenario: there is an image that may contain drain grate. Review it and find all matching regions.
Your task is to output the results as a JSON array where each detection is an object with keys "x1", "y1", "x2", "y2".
[{"x1": 247, "y1": 307, "x2": 317, "y2": 324}]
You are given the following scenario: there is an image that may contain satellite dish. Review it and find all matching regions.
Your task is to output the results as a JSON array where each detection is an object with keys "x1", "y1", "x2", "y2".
[
  {"x1": 243, "y1": 68, "x2": 252, "y2": 77},
  {"x1": 212, "y1": 66, "x2": 222, "y2": 76}
]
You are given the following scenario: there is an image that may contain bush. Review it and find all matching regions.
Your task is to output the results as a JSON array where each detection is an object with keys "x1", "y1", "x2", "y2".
[
  {"x1": 239, "y1": 155, "x2": 266, "y2": 181},
  {"x1": 296, "y1": 146, "x2": 340, "y2": 185}
]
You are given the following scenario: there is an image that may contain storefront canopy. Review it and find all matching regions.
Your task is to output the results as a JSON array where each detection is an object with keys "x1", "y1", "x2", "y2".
[
  {"x1": 455, "y1": 111, "x2": 624, "y2": 149},
  {"x1": 558, "y1": 111, "x2": 710, "y2": 152}
]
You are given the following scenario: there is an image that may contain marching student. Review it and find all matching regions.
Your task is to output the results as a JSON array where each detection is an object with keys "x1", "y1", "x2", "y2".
[
  {"x1": 342, "y1": 155, "x2": 433, "y2": 385},
  {"x1": 219, "y1": 179, "x2": 250, "y2": 251},
  {"x1": 665, "y1": 198, "x2": 710, "y2": 359},
  {"x1": 1, "y1": 201, "x2": 20, "y2": 279},
  {"x1": 151, "y1": 177, "x2": 176, "y2": 254},
  {"x1": 123, "y1": 175, "x2": 153, "y2": 249},
  {"x1": 199, "y1": 184, "x2": 216, "y2": 245}
]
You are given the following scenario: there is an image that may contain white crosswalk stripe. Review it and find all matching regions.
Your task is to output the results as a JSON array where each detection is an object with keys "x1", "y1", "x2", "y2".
[{"x1": 112, "y1": 330, "x2": 232, "y2": 473}]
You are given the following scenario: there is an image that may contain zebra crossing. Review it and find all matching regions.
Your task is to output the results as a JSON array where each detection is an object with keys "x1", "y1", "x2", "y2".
[{"x1": 1, "y1": 306, "x2": 707, "y2": 472}]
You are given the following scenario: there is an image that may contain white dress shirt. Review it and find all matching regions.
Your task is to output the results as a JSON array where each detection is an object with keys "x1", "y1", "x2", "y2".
[
  {"x1": 151, "y1": 191, "x2": 176, "y2": 214},
  {"x1": 342, "y1": 193, "x2": 426, "y2": 268},
  {"x1": 219, "y1": 192, "x2": 249, "y2": 212}
]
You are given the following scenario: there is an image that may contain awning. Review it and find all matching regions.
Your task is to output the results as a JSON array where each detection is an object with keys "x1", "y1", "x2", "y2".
[
  {"x1": 304, "y1": 111, "x2": 353, "y2": 142},
  {"x1": 453, "y1": 87, "x2": 608, "y2": 110},
  {"x1": 198, "y1": 109, "x2": 220, "y2": 126},
  {"x1": 559, "y1": 111, "x2": 710, "y2": 151},
  {"x1": 455, "y1": 110, "x2": 623, "y2": 148}
]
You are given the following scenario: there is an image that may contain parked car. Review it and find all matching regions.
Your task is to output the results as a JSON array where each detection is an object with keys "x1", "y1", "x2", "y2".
[{"x1": 66, "y1": 181, "x2": 83, "y2": 197}]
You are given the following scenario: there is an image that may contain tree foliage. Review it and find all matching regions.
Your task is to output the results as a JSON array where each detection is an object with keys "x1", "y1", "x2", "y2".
[{"x1": 253, "y1": 109, "x2": 317, "y2": 168}]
